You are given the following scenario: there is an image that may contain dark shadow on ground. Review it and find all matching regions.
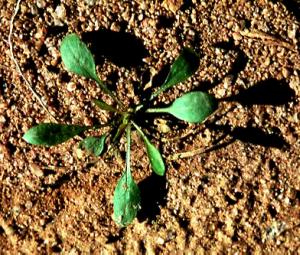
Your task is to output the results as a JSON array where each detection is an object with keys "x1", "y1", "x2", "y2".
[
  {"x1": 214, "y1": 40, "x2": 249, "y2": 84},
  {"x1": 42, "y1": 172, "x2": 74, "y2": 190},
  {"x1": 221, "y1": 78, "x2": 296, "y2": 106},
  {"x1": 200, "y1": 40, "x2": 249, "y2": 91},
  {"x1": 82, "y1": 29, "x2": 149, "y2": 68},
  {"x1": 280, "y1": 0, "x2": 300, "y2": 22},
  {"x1": 207, "y1": 124, "x2": 289, "y2": 150},
  {"x1": 137, "y1": 174, "x2": 167, "y2": 222},
  {"x1": 0, "y1": 76, "x2": 7, "y2": 96},
  {"x1": 106, "y1": 229, "x2": 125, "y2": 244},
  {"x1": 47, "y1": 25, "x2": 68, "y2": 37}
]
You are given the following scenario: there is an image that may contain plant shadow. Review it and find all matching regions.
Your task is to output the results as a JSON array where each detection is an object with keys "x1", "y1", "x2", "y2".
[
  {"x1": 215, "y1": 40, "x2": 249, "y2": 82},
  {"x1": 222, "y1": 78, "x2": 296, "y2": 106},
  {"x1": 207, "y1": 124, "x2": 289, "y2": 150},
  {"x1": 200, "y1": 40, "x2": 249, "y2": 91},
  {"x1": 204, "y1": 77, "x2": 295, "y2": 151},
  {"x1": 82, "y1": 29, "x2": 149, "y2": 68},
  {"x1": 280, "y1": 0, "x2": 300, "y2": 22},
  {"x1": 137, "y1": 173, "x2": 167, "y2": 222}
]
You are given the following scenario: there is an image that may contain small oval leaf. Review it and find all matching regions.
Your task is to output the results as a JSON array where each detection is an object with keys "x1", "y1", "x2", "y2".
[
  {"x1": 167, "y1": 91, "x2": 218, "y2": 123},
  {"x1": 151, "y1": 48, "x2": 199, "y2": 99},
  {"x1": 60, "y1": 34, "x2": 98, "y2": 81},
  {"x1": 132, "y1": 123, "x2": 165, "y2": 176},
  {"x1": 113, "y1": 170, "x2": 141, "y2": 227},
  {"x1": 79, "y1": 135, "x2": 107, "y2": 156},
  {"x1": 23, "y1": 123, "x2": 89, "y2": 146},
  {"x1": 144, "y1": 139, "x2": 165, "y2": 176}
]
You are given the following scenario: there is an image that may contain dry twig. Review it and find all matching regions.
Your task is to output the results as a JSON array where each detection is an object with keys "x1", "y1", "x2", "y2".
[
  {"x1": 8, "y1": 0, "x2": 57, "y2": 122},
  {"x1": 239, "y1": 29, "x2": 297, "y2": 52}
]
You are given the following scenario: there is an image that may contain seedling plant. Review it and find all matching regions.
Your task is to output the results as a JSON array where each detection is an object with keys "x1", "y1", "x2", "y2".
[{"x1": 23, "y1": 34, "x2": 218, "y2": 227}]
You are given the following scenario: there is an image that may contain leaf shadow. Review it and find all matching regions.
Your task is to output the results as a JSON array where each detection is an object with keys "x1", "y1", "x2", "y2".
[
  {"x1": 82, "y1": 29, "x2": 149, "y2": 68},
  {"x1": 134, "y1": 64, "x2": 172, "y2": 104},
  {"x1": 215, "y1": 40, "x2": 249, "y2": 82},
  {"x1": 221, "y1": 78, "x2": 296, "y2": 106},
  {"x1": 207, "y1": 124, "x2": 289, "y2": 150},
  {"x1": 137, "y1": 173, "x2": 167, "y2": 222},
  {"x1": 280, "y1": 0, "x2": 300, "y2": 22},
  {"x1": 42, "y1": 171, "x2": 76, "y2": 190},
  {"x1": 200, "y1": 40, "x2": 249, "y2": 91}
]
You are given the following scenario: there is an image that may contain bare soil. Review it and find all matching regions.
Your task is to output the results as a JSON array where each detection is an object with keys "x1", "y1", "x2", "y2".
[{"x1": 0, "y1": 0, "x2": 299, "y2": 254}]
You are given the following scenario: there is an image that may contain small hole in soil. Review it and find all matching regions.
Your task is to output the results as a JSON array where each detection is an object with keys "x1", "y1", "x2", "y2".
[
  {"x1": 7, "y1": 142, "x2": 16, "y2": 155},
  {"x1": 178, "y1": 217, "x2": 189, "y2": 229},
  {"x1": 268, "y1": 204, "x2": 277, "y2": 218},
  {"x1": 139, "y1": 241, "x2": 146, "y2": 253},
  {"x1": 225, "y1": 195, "x2": 237, "y2": 205},
  {"x1": 180, "y1": 0, "x2": 194, "y2": 10},
  {"x1": 234, "y1": 191, "x2": 244, "y2": 200},
  {"x1": 60, "y1": 72, "x2": 71, "y2": 83},
  {"x1": 296, "y1": 190, "x2": 300, "y2": 200},
  {"x1": 47, "y1": 25, "x2": 68, "y2": 37},
  {"x1": 38, "y1": 44, "x2": 48, "y2": 56},
  {"x1": 217, "y1": 221, "x2": 224, "y2": 229},
  {"x1": 171, "y1": 161, "x2": 180, "y2": 170},
  {"x1": 232, "y1": 229, "x2": 239, "y2": 242},
  {"x1": 247, "y1": 190, "x2": 255, "y2": 210},
  {"x1": 51, "y1": 245, "x2": 62, "y2": 253},
  {"x1": 156, "y1": 15, "x2": 175, "y2": 29},
  {"x1": 106, "y1": 229, "x2": 125, "y2": 244},
  {"x1": 190, "y1": 195, "x2": 196, "y2": 205},
  {"x1": 47, "y1": 65, "x2": 60, "y2": 74},
  {"x1": 23, "y1": 57, "x2": 37, "y2": 71}
]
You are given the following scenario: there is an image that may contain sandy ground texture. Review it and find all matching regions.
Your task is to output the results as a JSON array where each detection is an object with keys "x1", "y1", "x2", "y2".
[{"x1": 0, "y1": 0, "x2": 300, "y2": 254}]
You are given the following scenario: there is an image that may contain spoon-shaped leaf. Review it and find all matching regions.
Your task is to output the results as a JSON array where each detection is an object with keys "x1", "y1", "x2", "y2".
[
  {"x1": 60, "y1": 34, "x2": 114, "y2": 98},
  {"x1": 79, "y1": 135, "x2": 107, "y2": 156},
  {"x1": 113, "y1": 170, "x2": 141, "y2": 227},
  {"x1": 147, "y1": 91, "x2": 218, "y2": 123},
  {"x1": 23, "y1": 123, "x2": 89, "y2": 146},
  {"x1": 60, "y1": 34, "x2": 98, "y2": 81},
  {"x1": 151, "y1": 48, "x2": 199, "y2": 100},
  {"x1": 113, "y1": 125, "x2": 141, "y2": 227},
  {"x1": 132, "y1": 122, "x2": 165, "y2": 176}
]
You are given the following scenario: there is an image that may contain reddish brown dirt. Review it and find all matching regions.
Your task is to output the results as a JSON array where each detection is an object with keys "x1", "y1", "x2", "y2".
[{"x1": 0, "y1": 0, "x2": 299, "y2": 254}]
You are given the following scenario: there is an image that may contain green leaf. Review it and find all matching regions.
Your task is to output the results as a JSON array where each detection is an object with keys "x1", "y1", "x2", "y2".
[
  {"x1": 113, "y1": 125, "x2": 141, "y2": 227},
  {"x1": 147, "y1": 91, "x2": 218, "y2": 123},
  {"x1": 112, "y1": 113, "x2": 130, "y2": 143},
  {"x1": 132, "y1": 122, "x2": 165, "y2": 176},
  {"x1": 93, "y1": 99, "x2": 119, "y2": 113},
  {"x1": 60, "y1": 34, "x2": 115, "y2": 100},
  {"x1": 113, "y1": 171, "x2": 141, "y2": 227},
  {"x1": 60, "y1": 34, "x2": 98, "y2": 81},
  {"x1": 23, "y1": 123, "x2": 89, "y2": 146},
  {"x1": 144, "y1": 138, "x2": 165, "y2": 176},
  {"x1": 151, "y1": 48, "x2": 199, "y2": 99},
  {"x1": 79, "y1": 135, "x2": 107, "y2": 156}
]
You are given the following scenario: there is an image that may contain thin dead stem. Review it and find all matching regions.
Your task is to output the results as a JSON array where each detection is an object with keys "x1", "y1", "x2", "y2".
[
  {"x1": 238, "y1": 29, "x2": 297, "y2": 52},
  {"x1": 8, "y1": 0, "x2": 57, "y2": 122}
]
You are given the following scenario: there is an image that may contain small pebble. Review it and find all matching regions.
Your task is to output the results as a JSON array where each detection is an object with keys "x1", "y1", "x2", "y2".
[
  {"x1": 67, "y1": 82, "x2": 77, "y2": 92},
  {"x1": 36, "y1": 0, "x2": 46, "y2": 8},
  {"x1": 29, "y1": 163, "x2": 44, "y2": 177},
  {"x1": 232, "y1": 32, "x2": 242, "y2": 41},
  {"x1": 162, "y1": 0, "x2": 183, "y2": 13},
  {"x1": 156, "y1": 237, "x2": 165, "y2": 245}
]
